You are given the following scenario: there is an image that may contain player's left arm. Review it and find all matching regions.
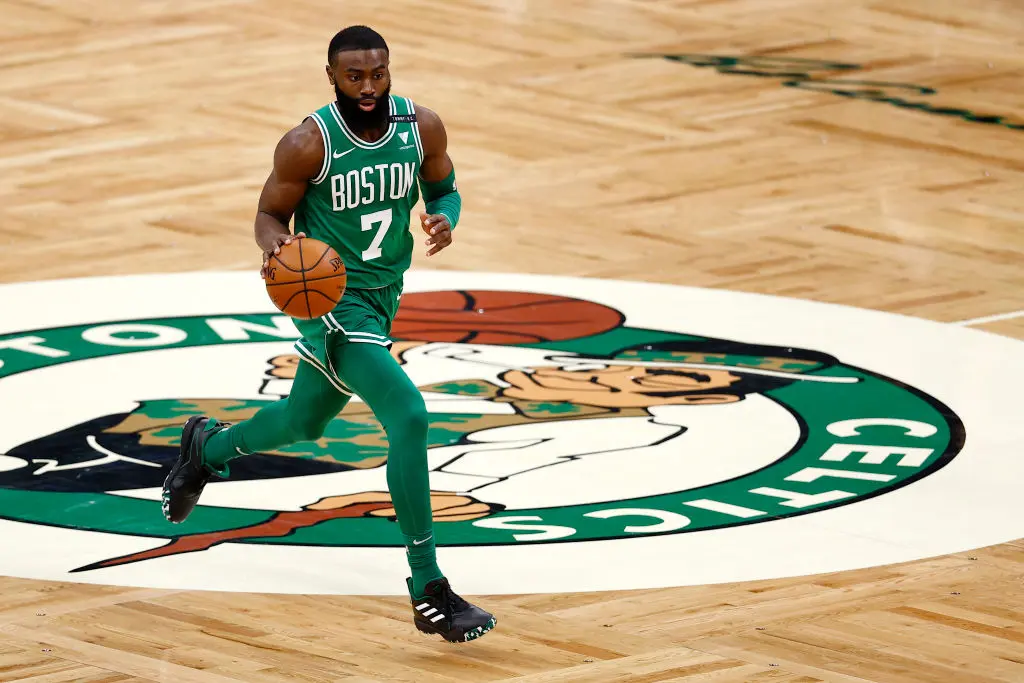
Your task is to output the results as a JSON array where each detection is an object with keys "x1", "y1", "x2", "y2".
[{"x1": 416, "y1": 105, "x2": 460, "y2": 257}]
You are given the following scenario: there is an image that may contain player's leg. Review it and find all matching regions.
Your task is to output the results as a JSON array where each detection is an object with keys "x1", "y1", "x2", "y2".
[
  {"x1": 162, "y1": 358, "x2": 350, "y2": 523},
  {"x1": 202, "y1": 359, "x2": 351, "y2": 474},
  {"x1": 331, "y1": 337, "x2": 496, "y2": 642},
  {"x1": 331, "y1": 340, "x2": 437, "y2": 587}
]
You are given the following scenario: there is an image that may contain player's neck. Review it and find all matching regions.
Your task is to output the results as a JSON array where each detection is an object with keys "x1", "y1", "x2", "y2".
[
  {"x1": 347, "y1": 121, "x2": 388, "y2": 143},
  {"x1": 336, "y1": 99, "x2": 390, "y2": 143}
]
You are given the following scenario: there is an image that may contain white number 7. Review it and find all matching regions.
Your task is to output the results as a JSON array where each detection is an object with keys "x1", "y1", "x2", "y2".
[{"x1": 360, "y1": 208, "x2": 393, "y2": 261}]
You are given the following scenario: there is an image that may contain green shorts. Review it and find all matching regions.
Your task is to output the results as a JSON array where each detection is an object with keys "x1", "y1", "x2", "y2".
[{"x1": 291, "y1": 279, "x2": 403, "y2": 395}]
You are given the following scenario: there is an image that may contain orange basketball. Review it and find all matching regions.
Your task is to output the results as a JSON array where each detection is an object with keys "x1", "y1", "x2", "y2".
[
  {"x1": 264, "y1": 237, "x2": 347, "y2": 320},
  {"x1": 392, "y1": 290, "x2": 625, "y2": 343}
]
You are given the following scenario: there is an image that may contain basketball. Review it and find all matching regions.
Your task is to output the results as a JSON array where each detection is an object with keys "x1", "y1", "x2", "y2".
[
  {"x1": 264, "y1": 237, "x2": 347, "y2": 319},
  {"x1": 391, "y1": 290, "x2": 625, "y2": 343}
]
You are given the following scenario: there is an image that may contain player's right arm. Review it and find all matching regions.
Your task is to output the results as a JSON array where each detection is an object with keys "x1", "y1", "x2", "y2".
[{"x1": 255, "y1": 118, "x2": 325, "y2": 279}]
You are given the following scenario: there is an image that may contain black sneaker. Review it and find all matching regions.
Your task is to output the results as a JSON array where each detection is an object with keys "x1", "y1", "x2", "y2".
[
  {"x1": 408, "y1": 577, "x2": 497, "y2": 643},
  {"x1": 162, "y1": 416, "x2": 227, "y2": 523}
]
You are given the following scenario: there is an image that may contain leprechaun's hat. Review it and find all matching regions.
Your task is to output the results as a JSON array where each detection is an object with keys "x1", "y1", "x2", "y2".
[{"x1": 547, "y1": 338, "x2": 857, "y2": 385}]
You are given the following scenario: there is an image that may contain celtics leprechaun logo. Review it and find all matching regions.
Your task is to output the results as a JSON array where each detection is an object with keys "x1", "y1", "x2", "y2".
[{"x1": 0, "y1": 289, "x2": 962, "y2": 574}]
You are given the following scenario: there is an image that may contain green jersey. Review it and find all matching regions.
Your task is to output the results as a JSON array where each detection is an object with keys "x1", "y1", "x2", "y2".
[{"x1": 295, "y1": 96, "x2": 424, "y2": 289}]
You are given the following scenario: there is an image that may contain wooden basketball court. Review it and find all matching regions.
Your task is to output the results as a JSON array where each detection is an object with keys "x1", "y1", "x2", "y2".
[{"x1": 1, "y1": 0, "x2": 1022, "y2": 681}]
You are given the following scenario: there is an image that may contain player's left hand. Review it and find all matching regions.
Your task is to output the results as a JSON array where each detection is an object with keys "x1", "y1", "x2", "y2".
[{"x1": 420, "y1": 212, "x2": 453, "y2": 256}]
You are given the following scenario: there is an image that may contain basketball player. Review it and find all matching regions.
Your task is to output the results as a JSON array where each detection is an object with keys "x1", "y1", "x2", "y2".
[{"x1": 161, "y1": 26, "x2": 496, "y2": 643}]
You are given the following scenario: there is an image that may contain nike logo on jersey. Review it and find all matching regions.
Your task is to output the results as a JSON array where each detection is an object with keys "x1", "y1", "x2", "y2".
[
  {"x1": 333, "y1": 148, "x2": 356, "y2": 159},
  {"x1": 413, "y1": 535, "x2": 433, "y2": 546}
]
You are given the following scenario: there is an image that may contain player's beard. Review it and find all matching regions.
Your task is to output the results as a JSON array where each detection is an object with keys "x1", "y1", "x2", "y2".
[{"x1": 335, "y1": 84, "x2": 392, "y2": 135}]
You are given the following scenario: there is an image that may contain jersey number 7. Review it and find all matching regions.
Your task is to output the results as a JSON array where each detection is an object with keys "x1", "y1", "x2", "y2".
[{"x1": 361, "y1": 208, "x2": 393, "y2": 261}]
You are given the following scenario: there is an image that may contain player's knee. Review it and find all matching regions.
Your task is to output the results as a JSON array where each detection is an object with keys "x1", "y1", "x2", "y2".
[
  {"x1": 284, "y1": 402, "x2": 329, "y2": 442},
  {"x1": 383, "y1": 393, "x2": 428, "y2": 439},
  {"x1": 404, "y1": 405, "x2": 429, "y2": 439},
  {"x1": 289, "y1": 418, "x2": 327, "y2": 443},
  {"x1": 395, "y1": 407, "x2": 428, "y2": 439}
]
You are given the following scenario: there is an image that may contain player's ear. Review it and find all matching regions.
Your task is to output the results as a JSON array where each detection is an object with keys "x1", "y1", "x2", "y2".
[{"x1": 325, "y1": 64, "x2": 335, "y2": 85}]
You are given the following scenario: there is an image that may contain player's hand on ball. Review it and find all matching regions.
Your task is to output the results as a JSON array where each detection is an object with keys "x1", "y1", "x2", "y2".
[
  {"x1": 260, "y1": 232, "x2": 305, "y2": 279},
  {"x1": 420, "y1": 213, "x2": 452, "y2": 257}
]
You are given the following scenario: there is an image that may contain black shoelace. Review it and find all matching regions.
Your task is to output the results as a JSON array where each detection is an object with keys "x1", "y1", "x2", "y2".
[{"x1": 443, "y1": 584, "x2": 471, "y2": 611}]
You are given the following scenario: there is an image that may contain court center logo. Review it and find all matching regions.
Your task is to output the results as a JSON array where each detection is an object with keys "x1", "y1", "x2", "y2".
[{"x1": 0, "y1": 272, "x2": 1019, "y2": 595}]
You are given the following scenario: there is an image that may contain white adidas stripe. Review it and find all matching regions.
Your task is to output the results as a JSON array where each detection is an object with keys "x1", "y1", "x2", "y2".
[
  {"x1": 349, "y1": 338, "x2": 391, "y2": 347},
  {"x1": 294, "y1": 342, "x2": 353, "y2": 396},
  {"x1": 430, "y1": 613, "x2": 445, "y2": 623},
  {"x1": 345, "y1": 330, "x2": 389, "y2": 339},
  {"x1": 322, "y1": 313, "x2": 391, "y2": 344}
]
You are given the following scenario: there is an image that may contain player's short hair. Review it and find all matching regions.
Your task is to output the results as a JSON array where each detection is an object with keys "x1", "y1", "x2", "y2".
[{"x1": 328, "y1": 26, "x2": 389, "y2": 63}]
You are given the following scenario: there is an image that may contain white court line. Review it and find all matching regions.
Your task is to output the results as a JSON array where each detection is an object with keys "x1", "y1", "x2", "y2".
[{"x1": 952, "y1": 309, "x2": 1024, "y2": 327}]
